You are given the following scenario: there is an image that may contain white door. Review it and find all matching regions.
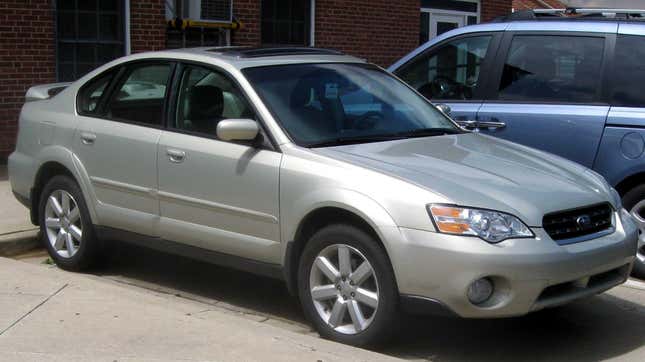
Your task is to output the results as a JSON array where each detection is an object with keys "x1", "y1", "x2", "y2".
[{"x1": 430, "y1": 14, "x2": 465, "y2": 38}]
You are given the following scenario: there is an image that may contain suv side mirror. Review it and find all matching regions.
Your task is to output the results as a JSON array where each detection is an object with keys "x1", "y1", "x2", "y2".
[
  {"x1": 216, "y1": 119, "x2": 259, "y2": 142},
  {"x1": 436, "y1": 104, "x2": 451, "y2": 116}
]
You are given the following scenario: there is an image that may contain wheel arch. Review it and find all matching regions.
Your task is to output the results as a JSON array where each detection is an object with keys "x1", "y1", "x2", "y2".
[
  {"x1": 31, "y1": 148, "x2": 97, "y2": 225},
  {"x1": 282, "y1": 200, "x2": 400, "y2": 296},
  {"x1": 615, "y1": 171, "x2": 645, "y2": 197}
]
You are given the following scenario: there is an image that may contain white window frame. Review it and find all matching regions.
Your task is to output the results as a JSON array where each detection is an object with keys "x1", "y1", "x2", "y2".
[{"x1": 421, "y1": 0, "x2": 480, "y2": 39}]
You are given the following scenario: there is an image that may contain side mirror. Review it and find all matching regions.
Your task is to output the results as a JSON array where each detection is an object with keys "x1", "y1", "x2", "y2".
[
  {"x1": 216, "y1": 119, "x2": 259, "y2": 142},
  {"x1": 436, "y1": 103, "x2": 451, "y2": 116}
]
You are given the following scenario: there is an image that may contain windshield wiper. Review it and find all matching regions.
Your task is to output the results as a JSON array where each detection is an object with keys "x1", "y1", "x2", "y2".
[
  {"x1": 306, "y1": 134, "x2": 406, "y2": 148},
  {"x1": 305, "y1": 128, "x2": 462, "y2": 148},
  {"x1": 394, "y1": 127, "x2": 463, "y2": 138}
]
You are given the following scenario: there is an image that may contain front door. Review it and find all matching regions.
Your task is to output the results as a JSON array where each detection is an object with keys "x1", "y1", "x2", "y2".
[
  {"x1": 157, "y1": 63, "x2": 282, "y2": 264},
  {"x1": 476, "y1": 33, "x2": 610, "y2": 168},
  {"x1": 393, "y1": 33, "x2": 500, "y2": 128}
]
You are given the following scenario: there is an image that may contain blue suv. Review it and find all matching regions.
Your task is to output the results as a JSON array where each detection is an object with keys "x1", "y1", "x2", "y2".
[{"x1": 390, "y1": 9, "x2": 645, "y2": 277}]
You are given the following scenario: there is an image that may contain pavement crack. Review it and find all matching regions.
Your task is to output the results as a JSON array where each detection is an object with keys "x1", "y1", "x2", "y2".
[{"x1": 0, "y1": 283, "x2": 68, "y2": 336}]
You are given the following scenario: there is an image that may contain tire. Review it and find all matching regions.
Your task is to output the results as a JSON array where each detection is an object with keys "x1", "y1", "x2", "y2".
[
  {"x1": 622, "y1": 185, "x2": 645, "y2": 279},
  {"x1": 297, "y1": 224, "x2": 399, "y2": 347},
  {"x1": 38, "y1": 175, "x2": 100, "y2": 271}
]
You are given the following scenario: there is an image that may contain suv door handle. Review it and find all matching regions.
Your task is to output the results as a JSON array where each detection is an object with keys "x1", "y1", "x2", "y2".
[
  {"x1": 456, "y1": 120, "x2": 506, "y2": 131},
  {"x1": 80, "y1": 132, "x2": 96, "y2": 145},
  {"x1": 166, "y1": 149, "x2": 186, "y2": 163}
]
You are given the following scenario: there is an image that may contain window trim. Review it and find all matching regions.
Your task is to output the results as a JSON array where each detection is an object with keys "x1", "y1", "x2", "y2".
[
  {"x1": 165, "y1": 60, "x2": 280, "y2": 152},
  {"x1": 393, "y1": 31, "x2": 503, "y2": 103},
  {"x1": 484, "y1": 31, "x2": 612, "y2": 106}
]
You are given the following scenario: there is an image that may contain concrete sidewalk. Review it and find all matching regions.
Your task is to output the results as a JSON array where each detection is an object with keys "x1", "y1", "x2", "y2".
[
  {"x1": 0, "y1": 256, "x2": 400, "y2": 361},
  {"x1": 0, "y1": 166, "x2": 40, "y2": 256}
]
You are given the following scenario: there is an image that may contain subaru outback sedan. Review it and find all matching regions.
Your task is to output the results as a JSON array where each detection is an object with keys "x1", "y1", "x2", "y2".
[
  {"x1": 389, "y1": 9, "x2": 645, "y2": 278},
  {"x1": 9, "y1": 47, "x2": 638, "y2": 346}
]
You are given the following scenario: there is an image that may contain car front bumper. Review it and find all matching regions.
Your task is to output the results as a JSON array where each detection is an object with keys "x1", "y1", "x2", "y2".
[{"x1": 386, "y1": 209, "x2": 639, "y2": 318}]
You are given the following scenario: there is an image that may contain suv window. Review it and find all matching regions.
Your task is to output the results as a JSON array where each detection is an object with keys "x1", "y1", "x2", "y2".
[
  {"x1": 395, "y1": 35, "x2": 492, "y2": 101},
  {"x1": 498, "y1": 35, "x2": 604, "y2": 103},
  {"x1": 612, "y1": 35, "x2": 645, "y2": 107},
  {"x1": 77, "y1": 71, "x2": 115, "y2": 115},
  {"x1": 174, "y1": 64, "x2": 255, "y2": 137},
  {"x1": 105, "y1": 63, "x2": 172, "y2": 125}
]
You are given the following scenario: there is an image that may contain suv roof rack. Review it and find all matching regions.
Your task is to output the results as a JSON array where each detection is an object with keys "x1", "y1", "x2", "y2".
[
  {"x1": 494, "y1": 7, "x2": 645, "y2": 22},
  {"x1": 208, "y1": 47, "x2": 344, "y2": 58}
]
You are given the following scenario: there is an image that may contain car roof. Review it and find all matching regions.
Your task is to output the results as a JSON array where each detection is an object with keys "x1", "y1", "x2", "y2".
[
  {"x1": 388, "y1": 17, "x2": 645, "y2": 72},
  {"x1": 107, "y1": 46, "x2": 366, "y2": 71}
]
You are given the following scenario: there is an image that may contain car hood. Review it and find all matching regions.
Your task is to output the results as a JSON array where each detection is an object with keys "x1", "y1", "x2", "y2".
[{"x1": 313, "y1": 133, "x2": 610, "y2": 227}]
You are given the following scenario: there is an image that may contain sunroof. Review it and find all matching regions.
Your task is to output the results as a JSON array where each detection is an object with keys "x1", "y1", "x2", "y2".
[{"x1": 208, "y1": 47, "x2": 344, "y2": 58}]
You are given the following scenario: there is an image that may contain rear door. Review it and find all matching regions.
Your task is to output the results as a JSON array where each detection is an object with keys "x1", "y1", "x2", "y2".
[
  {"x1": 594, "y1": 26, "x2": 645, "y2": 186},
  {"x1": 73, "y1": 61, "x2": 174, "y2": 236},
  {"x1": 392, "y1": 32, "x2": 501, "y2": 124},
  {"x1": 476, "y1": 31, "x2": 612, "y2": 168}
]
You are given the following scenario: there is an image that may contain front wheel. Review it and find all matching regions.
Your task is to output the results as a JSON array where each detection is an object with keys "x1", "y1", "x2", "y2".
[
  {"x1": 38, "y1": 175, "x2": 100, "y2": 271},
  {"x1": 622, "y1": 185, "x2": 645, "y2": 279},
  {"x1": 298, "y1": 224, "x2": 399, "y2": 347}
]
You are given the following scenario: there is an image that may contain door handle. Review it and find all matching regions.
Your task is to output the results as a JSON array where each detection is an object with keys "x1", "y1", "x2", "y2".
[
  {"x1": 80, "y1": 132, "x2": 96, "y2": 145},
  {"x1": 166, "y1": 149, "x2": 186, "y2": 163},
  {"x1": 456, "y1": 120, "x2": 506, "y2": 132}
]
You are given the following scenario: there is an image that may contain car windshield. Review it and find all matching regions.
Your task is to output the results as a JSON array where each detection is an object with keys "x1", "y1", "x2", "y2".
[{"x1": 243, "y1": 63, "x2": 461, "y2": 147}]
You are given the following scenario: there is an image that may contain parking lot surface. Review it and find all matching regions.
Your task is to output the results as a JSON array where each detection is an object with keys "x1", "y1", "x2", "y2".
[{"x1": 17, "y1": 242, "x2": 645, "y2": 361}]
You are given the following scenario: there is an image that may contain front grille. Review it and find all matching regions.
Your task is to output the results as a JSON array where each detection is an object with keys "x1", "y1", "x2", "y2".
[{"x1": 543, "y1": 203, "x2": 613, "y2": 242}]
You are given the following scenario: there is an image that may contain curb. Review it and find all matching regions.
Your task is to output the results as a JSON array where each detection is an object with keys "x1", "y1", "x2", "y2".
[{"x1": 0, "y1": 229, "x2": 41, "y2": 257}]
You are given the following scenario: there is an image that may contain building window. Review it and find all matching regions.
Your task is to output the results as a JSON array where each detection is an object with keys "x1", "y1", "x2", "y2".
[
  {"x1": 56, "y1": 0, "x2": 126, "y2": 81},
  {"x1": 420, "y1": 0, "x2": 479, "y2": 44},
  {"x1": 261, "y1": 0, "x2": 312, "y2": 46}
]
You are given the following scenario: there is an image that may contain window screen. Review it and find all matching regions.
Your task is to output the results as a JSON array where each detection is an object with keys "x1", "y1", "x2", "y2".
[
  {"x1": 56, "y1": 0, "x2": 125, "y2": 81},
  {"x1": 261, "y1": 0, "x2": 311, "y2": 46},
  {"x1": 498, "y1": 35, "x2": 604, "y2": 103},
  {"x1": 612, "y1": 35, "x2": 645, "y2": 107}
]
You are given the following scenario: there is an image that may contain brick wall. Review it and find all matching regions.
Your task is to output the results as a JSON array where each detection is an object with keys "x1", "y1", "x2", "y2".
[
  {"x1": 231, "y1": 0, "x2": 420, "y2": 68},
  {"x1": 512, "y1": 0, "x2": 565, "y2": 10},
  {"x1": 314, "y1": 0, "x2": 419, "y2": 67},
  {"x1": 0, "y1": 0, "x2": 55, "y2": 163},
  {"x1": 231, "y1": 0, "x2": 261, "y2": 46},
  {"x1": 482, "y1": 0, "x2": 513, "y2": 21},
  {"x1": 130, "y1": 0, "x2": 167, "y2": 53}
]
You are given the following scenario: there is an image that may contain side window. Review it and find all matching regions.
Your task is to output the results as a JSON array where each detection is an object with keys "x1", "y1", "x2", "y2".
[
  {"x1": 396, "y1": 35, "x2": 492, "y2": 100},
  {"x1": 612, "y1": 35, "x2": 645, "y2": 107},
  {"x1": 174, "y1": 64, "x2": 255, "y2": 137},
  {"x1": 498, "y1": 35, "x2": 604, "y2": 103},
  {"x1": 77, "y1": 71, "x2": 115, "y2": 115},
  {"x1": 105, "y1": 63, "x2": 172, "y2": 126}
]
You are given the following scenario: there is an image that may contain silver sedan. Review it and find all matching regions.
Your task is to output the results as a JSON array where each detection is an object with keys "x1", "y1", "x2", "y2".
[{"x1": 8, "y1": 47, "x2": 639, "y2": 346}]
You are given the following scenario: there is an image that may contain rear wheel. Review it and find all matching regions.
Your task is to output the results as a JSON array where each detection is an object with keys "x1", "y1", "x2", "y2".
[
  {"x1": 38, "y1": 175, "x2": 100, "y2": 271},
  {"x1": 622, "y1": 185, "x2": 645, "y2": 279},
  {"x1": 298, "y1": 224, "x2": 399, "y2": 347}
]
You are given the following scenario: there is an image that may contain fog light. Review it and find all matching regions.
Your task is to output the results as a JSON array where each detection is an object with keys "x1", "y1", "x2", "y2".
[{"x1": 467, "y1": 277, "x2": 494, "y2": 305}]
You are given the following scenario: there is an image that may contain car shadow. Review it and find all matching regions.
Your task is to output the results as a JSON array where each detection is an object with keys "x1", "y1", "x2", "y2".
[{"x1": 95, "y1": 241, "x2": 645, "y2": 361}]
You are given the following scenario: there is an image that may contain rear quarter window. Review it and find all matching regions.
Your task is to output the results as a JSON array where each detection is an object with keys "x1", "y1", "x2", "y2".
[{"x1": 77, "y1": 70, "x2": 116, "y2": 115}]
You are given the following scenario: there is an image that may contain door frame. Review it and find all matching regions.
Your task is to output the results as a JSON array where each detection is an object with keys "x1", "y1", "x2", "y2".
[
  {"x1": 430, "y1": 13, "x2": 465, "y2": 38},
  {"x1": 421, "y1": 4, "x2": 480, "y2": 39}
]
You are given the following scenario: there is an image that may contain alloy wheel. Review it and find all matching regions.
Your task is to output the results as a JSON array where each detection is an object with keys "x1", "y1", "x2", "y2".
[
  {"x1": 309, "y1": 244, "x2": 379, "y2": 335},
  {"x1": 44, "y1": 189, "x2": 82, "y2": 258}
]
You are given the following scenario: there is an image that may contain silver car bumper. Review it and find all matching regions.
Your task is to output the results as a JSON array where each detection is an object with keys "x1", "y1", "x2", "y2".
[{"x1": 387, "y1": 210, "x2": 639, "y2": 318}]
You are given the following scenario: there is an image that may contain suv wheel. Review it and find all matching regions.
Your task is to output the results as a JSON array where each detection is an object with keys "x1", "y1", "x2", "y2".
[
  {"x1": 38, "y1": 175, "x2": 99, "y2": 271},
  {"x1": 622, "y1": 184, "x2": 645, "y2": 279},
  {"x1": 298, "y1": 224, "x2": 399, "y2": 347}
]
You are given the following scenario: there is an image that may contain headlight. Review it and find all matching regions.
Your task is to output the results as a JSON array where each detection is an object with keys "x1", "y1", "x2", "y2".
[{"x1": 427, "y1": 204, "x2": 534, "y2": 243}]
